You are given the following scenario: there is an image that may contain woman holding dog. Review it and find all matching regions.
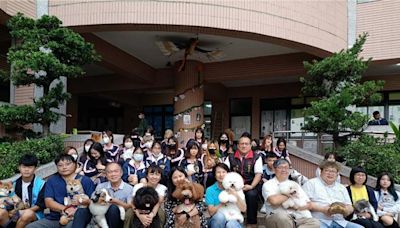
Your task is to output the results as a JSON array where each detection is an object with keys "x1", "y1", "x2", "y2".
[
  {"x1": 346, "y1": 166, "x2": 383, "y2": 228},
  {"x1": 164, "y1": 167, "x2": 207, "y2": 228},
  {"x1": 125, "y1": 164, "x2": 167, "y2": 228},
  {"x1": 206, "y1": 163, "x2": 246, "y2": 228}
]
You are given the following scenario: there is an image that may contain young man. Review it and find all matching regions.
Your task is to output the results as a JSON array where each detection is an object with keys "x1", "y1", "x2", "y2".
[
  {"x1": 26, "y1": 154, "x2": 95, "y2": 228},
  {"x1": 0, "y1": 154, "x2": 46, "y2": 228}
]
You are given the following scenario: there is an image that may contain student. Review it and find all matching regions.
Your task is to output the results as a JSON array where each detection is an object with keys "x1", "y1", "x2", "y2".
[
  {"x1": 273, "y1": 137, "x2": 292, "y2": 164},
  {"x1": 179, "y1": 139, "x2": 204, "y2": 184},
  {"x1": 145, "y1": 141, "x2": 170, "y2": 183},
  {"x1": 103, "y1": 130, "x2": 120, "y2": 162},
  {"x1": 122, "y1": 147, "x2": 147, "y2": 186},
  {"x1": 375, "y1": 172, "x2": 400, "y2": 228},
  {"x1": 0, "y1": 155, "x2": 46, "y2": 228},
  {"x1": 26, "y1": 154, "x2": 95, "y2": 228}
]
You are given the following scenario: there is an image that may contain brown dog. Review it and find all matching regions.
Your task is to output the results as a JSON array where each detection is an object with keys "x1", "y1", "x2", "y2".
[
  {"x1": 172, "y1": 180, "x2": 204, "y2": 228},
  {"x1": 0, "y1": 181, "x2": 28, "y2": 221}
]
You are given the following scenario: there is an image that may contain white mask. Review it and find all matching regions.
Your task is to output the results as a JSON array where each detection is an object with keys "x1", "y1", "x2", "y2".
[
  {"x1": 133, "y1": 154, "x2": 144, "y2": 162},
  {"x1": 124, "y1": 142, "x2": 133, "y2": 148},
  {"x1": 71, "y1": 154, "x2": 78, "y2": 161},
  {"x1": 84, "y1": 145, "x2": 91, "y2": 152},
  {"x1": 103, "y1": 136, "x2": 110, "y2": 144},
  {"x1": 144, "y1": 141, "x2": 153, "y2": 149}
]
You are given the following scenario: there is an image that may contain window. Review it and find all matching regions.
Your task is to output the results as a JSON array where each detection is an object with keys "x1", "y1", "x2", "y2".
[
  {"x1": 204, "y1": 101, "x2": 212, "y2": 139},
  {"x1": 230, "y1": 98, "x2": 251, "y2": 140},
  {"x1": 144, "y1": 105, "x2": 173, "y2": 139}
]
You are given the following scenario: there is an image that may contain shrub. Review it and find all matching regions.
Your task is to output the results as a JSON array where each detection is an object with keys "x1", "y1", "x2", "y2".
[
  {"x1": 0, "y1": 135, "x2": 64, "y2": 179},
  {"x1": 337, "y1": 135, "x2": 400, "y2": 183}
]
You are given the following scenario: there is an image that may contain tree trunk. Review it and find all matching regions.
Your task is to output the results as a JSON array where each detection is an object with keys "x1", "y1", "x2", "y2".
[{"x1": 43, "y1": 122, "x2": 50, "y2": 137}]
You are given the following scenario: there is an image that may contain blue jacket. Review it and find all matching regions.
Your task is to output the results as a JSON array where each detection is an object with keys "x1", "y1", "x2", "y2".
[{"x1": 13, "y1": 175, "x2": 46, "y2": 219}]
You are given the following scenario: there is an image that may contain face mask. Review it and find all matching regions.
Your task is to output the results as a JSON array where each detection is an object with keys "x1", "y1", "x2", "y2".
[
  {"x1": 220, "y1": 139, "x2": 228, "y2": 144},
  {"x1": 71, "y1": 154, "x2": 78, "y2": 161},
  {"x1": 103, "y1": 136, "x2": 110, "y2": 144},
  {"x1": 124, "y1": 142, "x2": 133, "y2": 148},
  {"x1": 133, "y1": 139, "x2": 141, "y2": 148},
  {"x1": 208, "y1": 149, "x2": 216, "y2": 154},
  {"x1": 133, "y1": 154, "x2": 144, "y2": 162},
  {"x1": 84, "y1": 145, "x2": 91, "y2": 152},
  {"x1": 168, "y1": 144, "x2": 176, "y2": 150}
]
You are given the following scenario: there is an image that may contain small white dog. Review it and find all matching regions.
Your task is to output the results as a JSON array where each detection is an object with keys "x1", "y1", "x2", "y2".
[
  {"x1": 279, "y1": 180, "x2": 312, "y2": 219},
  {"x1": 218, "y1": 172, "x2": 245, "y2": 223},
  {"x1": 87, "y1": 188, "x2": 125, "y2": 228}
]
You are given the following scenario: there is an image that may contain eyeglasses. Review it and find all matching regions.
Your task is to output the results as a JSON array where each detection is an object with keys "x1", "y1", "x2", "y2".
[
  {"x1": 276, "y1": 166, "x2": 290, "y2": 171},
  {"x1": 322, "y1": 169, "x2": 338, "y2": 174}
]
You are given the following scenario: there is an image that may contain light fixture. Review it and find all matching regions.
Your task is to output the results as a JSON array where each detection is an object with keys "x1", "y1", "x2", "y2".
[
  {"x1": 205, "y1": 104, "x2": 212, "y2": 108},
  {"x1": 396, "y1": 63, "x2": 400, "y2": 66}
]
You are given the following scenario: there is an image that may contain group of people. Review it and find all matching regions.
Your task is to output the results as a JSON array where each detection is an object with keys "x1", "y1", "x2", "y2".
[{"x1": 0, "y1": 127, "x2": 399, "y2": 228}]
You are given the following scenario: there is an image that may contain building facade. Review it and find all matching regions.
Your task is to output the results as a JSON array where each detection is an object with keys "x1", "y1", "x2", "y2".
[{"x1": 0, "y1": 0, "x2": 399, "y2": 144}]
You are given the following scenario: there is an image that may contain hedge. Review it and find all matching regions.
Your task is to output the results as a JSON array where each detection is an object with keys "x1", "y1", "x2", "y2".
[
  {"x1": 337, "y1": 135, "x2": 400, "y2": 183},
  {"x1": 0, "y1": 135, "x2": 64, "y2": 179}
]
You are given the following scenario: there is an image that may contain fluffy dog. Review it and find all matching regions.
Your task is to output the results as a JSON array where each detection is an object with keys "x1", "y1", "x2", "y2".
[
  {"x1": 172, "y1": 180, "x2": 204, "y2": 228},
  {"x1": 87, "y1": 188, "x2": 125, "y2": 228},
  {"x1": 279, "y1": 180, "x2": 312, "y2": 219},
  {"x1": 352, "y1": 199, "x2": 378, "y2": 221},
  {"x1": 218, "y1": 172, "x2": 245, "y2": 223},
  {"x1": 0, "y1": 181, "x2": 28, "y2": 221},
  {"x1": 132, "y1": 186, "x2": 160, "y2": 228}
]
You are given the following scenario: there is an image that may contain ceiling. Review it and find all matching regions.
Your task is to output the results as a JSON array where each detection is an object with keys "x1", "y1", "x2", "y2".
[{"x1": 94, "y1": 31, "x2": 299, "y2": 69}]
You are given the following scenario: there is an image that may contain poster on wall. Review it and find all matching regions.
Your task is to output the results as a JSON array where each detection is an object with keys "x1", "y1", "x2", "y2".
[
  {"x1": 231, "y1": 116, "x2": 251, "y2": 140},
  {"x1": 183, "y1": 114, "x2": 191, "y2": 125}
]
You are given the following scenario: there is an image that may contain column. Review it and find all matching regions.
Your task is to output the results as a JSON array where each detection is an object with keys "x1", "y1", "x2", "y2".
[{"x1": 173, "y1": 60, "x2": 204, "y2": 147}]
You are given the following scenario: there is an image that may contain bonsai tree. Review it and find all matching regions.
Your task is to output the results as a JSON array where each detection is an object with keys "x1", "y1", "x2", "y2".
[
  {"x1": 301, "y1": 33, "x2": 384, "y2": 149},
  {"x1": 0, "y1": 13, "x2": 99, "y2": 136}
]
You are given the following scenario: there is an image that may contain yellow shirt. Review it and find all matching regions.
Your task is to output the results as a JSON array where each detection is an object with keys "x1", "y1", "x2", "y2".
[{"x1": 350, "y1": 185, "x2": 369, "y2": 204}]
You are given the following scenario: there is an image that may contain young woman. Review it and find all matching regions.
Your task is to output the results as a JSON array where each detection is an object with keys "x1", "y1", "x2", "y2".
[
  {"x1": 102, "y1": 130, "x2": 120, "y2": 162},
  {"x1": 164, "y1": 137, "x2": 184, "y2": 168},
  {"x1": 122, "y1": 147, "x2": 147, "y2": 186},
  {"x1": 64, "y1": 146, "x2": 81, "y2": 174},
  {"x1": 82, "y1": 142, "x2": 109, "y2": 184},
  {"x1": 127, "y1": 165, "x2": 168, "y2": 228},
  {"x1": 206, "y1": 163, "x2": 246, "y2": 228},
  {"x1": 164, "y1": 167, "x2": 207, "y2": 228},
  {"x1": 218, "y1": 133, "x2": 232, "y2": 159},
  {"x1": 78, "y1": 138, "x2": 94, "y2": 173},
  {"x1": 161, "y1": 129, "x2": 174, "y2": 152},
  {"x1": 120, "y1": 135, "x2": 135, "y2": 163},
  {"x1": 273, "y1": 137, "x2": 291, "y2": 164},
  {"x1": 178, "y1": 140, "x2": 204, "y2": 184},
  {"x1": 261, "y1": 134, "x2": 274, "y2": 155},
  {"x1": 202, "y1": 140, "x2": 222, "y2": 188},
  {"x1": 375, "y1": 172, "x2": 400, "y2": 228},
  {"x1": 146, "y1": 141, "x2": 171, "y2": 183},
  {"x1": 346, "y1": 166, "x2": 383, "y2": 228}
]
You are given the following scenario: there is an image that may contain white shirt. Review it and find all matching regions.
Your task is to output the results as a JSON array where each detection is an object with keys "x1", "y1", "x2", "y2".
[
  {"x1": 302, "y1": 177, "x2": 352, "y2": 227},
  {"x1": 262, "y1": 177, "x2": 310, "y2": 217},
  {"x1": 132, "y1": 183, "x2": 167, "y2": 198},
  {"x1": 22, "y1": 181, "x2": 31, "y2": 205}
]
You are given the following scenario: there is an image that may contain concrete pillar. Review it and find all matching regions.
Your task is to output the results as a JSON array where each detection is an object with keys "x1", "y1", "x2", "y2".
[{"x1": 173, "y1": 61, "x2": 204, "y2": 147}]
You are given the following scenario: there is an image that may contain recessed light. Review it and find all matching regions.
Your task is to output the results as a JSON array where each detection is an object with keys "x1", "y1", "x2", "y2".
[{"x1": 396, "y1": 63, "x2": 400, "y2": 66}]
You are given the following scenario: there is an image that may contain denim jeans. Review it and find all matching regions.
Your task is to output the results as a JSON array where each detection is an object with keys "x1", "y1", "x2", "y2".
[{"x1": 208, "y1": 211, "x2": 242, "y2": 228}]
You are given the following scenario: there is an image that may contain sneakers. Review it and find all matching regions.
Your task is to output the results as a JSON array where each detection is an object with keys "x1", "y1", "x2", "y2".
[{"x1": 260, "y1": 204, "x2": 267, "y2": 214}]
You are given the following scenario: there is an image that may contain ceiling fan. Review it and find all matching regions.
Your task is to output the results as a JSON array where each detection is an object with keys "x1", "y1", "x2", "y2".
[{"x1": 155, "y1": 37, "x2": 226, "y2": 71}]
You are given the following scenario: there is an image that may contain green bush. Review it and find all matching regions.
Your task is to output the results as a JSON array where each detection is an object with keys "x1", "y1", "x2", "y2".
[
  {"x1": 0, "y1": 135, "x2": 64, "y2": 179},
  {"x1": 337, "y1": 135, "x2": 400, "y2": 183}
]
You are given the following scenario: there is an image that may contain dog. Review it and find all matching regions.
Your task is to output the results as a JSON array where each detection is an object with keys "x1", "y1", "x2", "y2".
[
  {"x1": 352, "y1": 199, "x2": 378, "y2": 221},
  {"x1": 172, "y1": 180, "x2": 204, "y2": 228},
  {"x1": 60, "y1": 178, "x2": 90, "y2": 225},
  {"x1": 87, "y1": 188, "x2": 125, "y2": 228},
  {"x1": 132, "y1": 186, "x2": 160, "y2": 228},
  {"x1": 218, "y1": 172, "x2": 245, "y2": 223},
  {"x1": 279, "y1": 180, "x2": 312, "y2": 219},
  {"x1": 0, "y1": 181, "x2": 28, "y2": 222}
]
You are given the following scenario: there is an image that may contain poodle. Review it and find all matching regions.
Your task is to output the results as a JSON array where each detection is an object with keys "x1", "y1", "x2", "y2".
[
  {"x1": 279, "y1": 180, "x2": 312, "y2": 219},
  {"x1": 218, "y1": 172, "x2": 245, "y2": 223},
  {"x1": 172, "y1": 180, "x2": 204, "y2": 228},
  {"x1": 132, "y1": 186, "x2": 160, "y2": 228}
]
